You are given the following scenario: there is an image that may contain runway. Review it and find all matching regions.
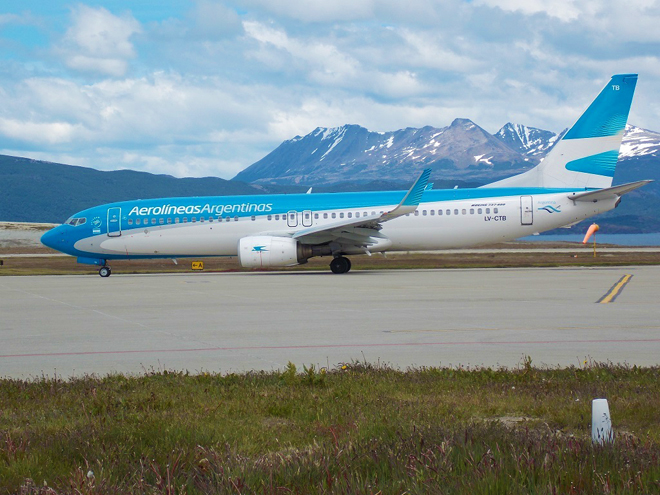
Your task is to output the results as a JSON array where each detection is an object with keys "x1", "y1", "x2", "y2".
[{"x1": 1, "y1": 266, "x2": 659, "y2": 378}]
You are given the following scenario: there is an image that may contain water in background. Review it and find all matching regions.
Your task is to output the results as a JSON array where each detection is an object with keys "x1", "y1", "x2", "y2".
[{"x1": 520, "y1": 233, "x2": 660, "y2": 246}]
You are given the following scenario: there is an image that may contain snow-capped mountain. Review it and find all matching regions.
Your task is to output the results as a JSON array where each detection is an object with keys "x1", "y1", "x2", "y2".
[
  {"x1": 494, "y1": 123, "x2": 561, "y2": 157},
  {"x1": 234, "y1": 119, "x2": 532, "y2": 186},
  {"x1": 496, "y1": 123, "x2": 660, "y2": 161},
  {"x1": 619, "y1": 125, "x2": 660, "y2": 159},
  {"x1": 234, "y1": 120, "x2": 659, "y2": 187}
]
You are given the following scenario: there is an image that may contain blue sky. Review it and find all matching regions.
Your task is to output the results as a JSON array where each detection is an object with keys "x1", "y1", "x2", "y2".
[{"x1": 1, "y1": 1, "x2": 659, "y2": 178}]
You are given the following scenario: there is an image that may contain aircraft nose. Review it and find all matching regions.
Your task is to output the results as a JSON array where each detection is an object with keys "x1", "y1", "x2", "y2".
[{"x1": 41, "y1": 227, "x2": 66, "y2": 251}]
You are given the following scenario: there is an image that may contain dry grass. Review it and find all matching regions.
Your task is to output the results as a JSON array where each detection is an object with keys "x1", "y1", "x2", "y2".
[
  {"x1": 1, "y1": 361, "x2": 659, "y2": 494},
  {"x1": 2, "y1": 244, "x2": 660, "y2": 277}
]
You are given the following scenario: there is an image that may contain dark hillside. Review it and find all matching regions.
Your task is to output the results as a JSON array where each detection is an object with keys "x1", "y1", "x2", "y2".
[{"x1": 0, "y1": 155, "x2": 300, "y2": 223}]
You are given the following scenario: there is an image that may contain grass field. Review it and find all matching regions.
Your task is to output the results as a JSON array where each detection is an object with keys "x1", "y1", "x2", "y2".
[
  {"x1": 2, "y1": 245, "x2": 660, "y2": 277},
  {"x1": 2, "y1": 361, "x2": 659, "y2": 494}
]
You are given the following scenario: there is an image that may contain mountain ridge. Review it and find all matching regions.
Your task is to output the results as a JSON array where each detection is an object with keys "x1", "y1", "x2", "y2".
[{"x1": 234, "y1": 119, "x2": 534, "y2": 186}]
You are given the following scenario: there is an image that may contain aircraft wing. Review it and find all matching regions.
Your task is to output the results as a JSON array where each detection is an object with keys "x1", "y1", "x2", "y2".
[
  {"x1": 567, "y1": 180, "x2": 652, "y2": 202},
  {"x1": 291, "y1": 168, "x2": 431, "y2": 247}
]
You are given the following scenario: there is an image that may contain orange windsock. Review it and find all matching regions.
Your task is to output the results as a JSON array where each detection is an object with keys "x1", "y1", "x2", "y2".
[{"x1": 582, "y1": 223, "x2": 599, "y2": 244}]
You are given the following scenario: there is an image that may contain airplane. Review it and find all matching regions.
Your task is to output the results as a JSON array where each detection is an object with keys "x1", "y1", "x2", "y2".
[{"x1": 41, "y1": 74, "x2": 650, "y2": 277}]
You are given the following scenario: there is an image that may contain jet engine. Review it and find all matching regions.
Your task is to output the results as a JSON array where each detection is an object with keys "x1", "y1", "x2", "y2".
[{"x1": 238, "y1": 236, "x2": 330, "y2": 268}]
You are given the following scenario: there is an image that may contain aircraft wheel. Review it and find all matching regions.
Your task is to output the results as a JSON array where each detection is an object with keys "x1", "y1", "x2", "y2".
[
  {"x1": 99, "y1": 266, "x2": 112, "y2": 278},
  {"x1": 330, "y1": 256, "x2": 350, "y2": 274}
]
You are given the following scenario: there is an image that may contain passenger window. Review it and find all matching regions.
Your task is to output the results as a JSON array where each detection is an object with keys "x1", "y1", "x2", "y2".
[
  {"x1": 340, "y1": 213, "x2": 344, "y2": 218},
  {"x1": 355, "y1": 212, "x2": 360, "y2": 218},
  {"x1": 167, "y1": 218, "x2": 172, "y2": 224},
  {"x1": 128, "y1": 219, "x2": 133, "y2": 225},
  {"x1": 183, "y1": 218, "x2": 188, "y2": 223},
  {"x1": 422, "y1": 210, "x2": 427, "y2": 216},
  {"x1": 414, "y1": 211, "x2": 419, "y2": 216},
  {"x1": 225, "y1": 217, "x2": 230, "y2": 222},
  {"x1": 494, "y1": 208, "x2": 499, "y2": 214},
  {"x1": 478, "y1": 208, "x2": 482, "y2": 214},
  {"x1": 151, "y1": 218, "x2": 156, "y2": 225},
  {"x1": 251, "y1": 216, "x2": 256, "y2": 221},
  {"x1": 267, "y1": 215, "x2": 272, "y2": 221},
  {"x1": 438, "y1": 210, "x2": 443, "y2": 216},
  {"x1": 209, "y1": 217, "x2": 213, "y2": 223},
  {"x1": 323, "y1": 213, "x2": 328, "y2": 219},
  {"x1": 486, "y1": 208, "x2": 490, "y2": 214},
  {"x1": 200, "y1": 217, "x2": 205, "y2": 223},
  {"x1": 347, "y1": 212, "x2": 352, "y2": 218},
  {"x1": 454, "y1": 209, "x2": 459, "y2": 215},
  {"x1": 446, "y1": 210, "x2": 450, "y2": 215},
  {"x1": 470, "y1": 209, "x2": 474, "y2": 215},
  {"x1": 314, "y1": 213, "x2": 319, "y2": 219},
  {"x1": 332, "y1": 213, "x2": 336, "y2": 219},
  {"x1": 192, "y1": 217, "x2": 197, "y2": 223},
  {"x1": 274, "y1": 215, "x2": 279, "y2": 220},
  {"x1": 430, "y1": 210, "x2": 435, "y2": 216},
  {"x1": 234, "y1": 216, "x2": 238, "y2": 221},
  {"x1": 159, "y1": 218, "x2": 164, "y2": 224},
  {"x1": 175, "y1": 218, "x2": 179, "y2": 224},
  {"x1": 136, "y1": 218, "x2": 141, "y2": 225}
]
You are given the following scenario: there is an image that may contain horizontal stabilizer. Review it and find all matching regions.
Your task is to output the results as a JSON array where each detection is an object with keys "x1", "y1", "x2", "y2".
[{"x1": 567, "y1": 180, "x2": 652, "y2": 202}]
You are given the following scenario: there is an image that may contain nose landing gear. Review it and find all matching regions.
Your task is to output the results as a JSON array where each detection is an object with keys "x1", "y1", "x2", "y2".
[{"x1": 329, "y1": 256, "x2": 351, "y2": 274}]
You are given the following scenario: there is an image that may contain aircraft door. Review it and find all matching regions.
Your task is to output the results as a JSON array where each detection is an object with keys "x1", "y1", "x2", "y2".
[
  {"x1": 287, "y1": 210, "x2": 298, "y2": 228},
  {"x1": 107, "y1": 207, "x2": 122, "y2": 236},
  {"x1": 302, "y1": 210, "x2": 313, "y2": 227},
  {"x1": 520, "y1": 196, "x2": 533, "y2": 225}
]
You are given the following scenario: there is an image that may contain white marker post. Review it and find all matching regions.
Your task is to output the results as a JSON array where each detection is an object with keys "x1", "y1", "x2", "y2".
[{"x1": 592, "y1": 399, "x2": 614, "y2": 445}]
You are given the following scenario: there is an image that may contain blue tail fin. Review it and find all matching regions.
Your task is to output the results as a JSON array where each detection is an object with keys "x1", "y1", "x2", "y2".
[{"x1": 484, "y1": 74, "x2": 638, "y2": 190}]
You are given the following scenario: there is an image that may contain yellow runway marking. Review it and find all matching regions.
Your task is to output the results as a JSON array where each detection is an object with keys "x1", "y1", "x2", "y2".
[{"x1": 597, "y1": 274, "x2": 633, "y2": 304}]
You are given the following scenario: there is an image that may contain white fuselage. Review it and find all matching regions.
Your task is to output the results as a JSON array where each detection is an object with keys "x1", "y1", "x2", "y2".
[{"x1": 77, "y1": 192, "x2": 616, "y2": 259}]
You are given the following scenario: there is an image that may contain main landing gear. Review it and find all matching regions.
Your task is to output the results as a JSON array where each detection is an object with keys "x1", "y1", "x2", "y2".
[
  {"x1": 329, "y1": 256, "x2": 351, "y2": 274},
  {"x1": 99, "y1": 265, "x2": 112, "y2": 278}
]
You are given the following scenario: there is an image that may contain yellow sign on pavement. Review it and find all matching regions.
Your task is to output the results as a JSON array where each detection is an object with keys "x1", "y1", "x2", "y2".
[{"x1": 192, "y1": 261, "x2": 204, "y2": 270}]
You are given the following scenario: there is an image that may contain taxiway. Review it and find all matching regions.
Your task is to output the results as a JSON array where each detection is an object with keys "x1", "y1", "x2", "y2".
[{"x1": 1, "y1": 266, "x2": 658, "y2": 378}]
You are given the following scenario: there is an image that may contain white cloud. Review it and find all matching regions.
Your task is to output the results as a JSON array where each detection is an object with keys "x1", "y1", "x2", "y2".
[
  {"x1": 1, "y1": 0, "x2": 659, "y2": 179},
  {"x1": 243, "y1": 20, "x2": 360, "y2": 84},
  {"x1": 58, "y1": 5, "x2": 141, "y2": 77},
  {"x1": 0, "y1": 13, "x2": 22, "y2": 25},
  {"x1": 190, "y1": 0, "x2": 243, "y2": 38},
  {"x1": 475, "y1": 0, "x2": 582, "y2": 22},
  {"x1": 396, "y1": 29, "x2": 482, "y2": 72},
  {"x1": 239, "y1": 0, "x2": 375, "y2": 23},
  {"x1": 0, "y1": 118, "x2": 81, "y2": 144}
]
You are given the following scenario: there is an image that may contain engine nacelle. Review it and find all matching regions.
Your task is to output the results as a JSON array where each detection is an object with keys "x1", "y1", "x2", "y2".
[{"x1": 239, "y1": 236, "x2": 314, "y2": 268}]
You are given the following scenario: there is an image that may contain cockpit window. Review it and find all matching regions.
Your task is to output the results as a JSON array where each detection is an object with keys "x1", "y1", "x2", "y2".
[{"x1": 65, "y1": 217, "x2": 87, "y2": 226}]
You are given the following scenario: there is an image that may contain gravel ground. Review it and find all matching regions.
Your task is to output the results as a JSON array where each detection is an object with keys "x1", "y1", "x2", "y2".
[{"x1": 0, "y1": 222, "x2": 56, "y2": 249}]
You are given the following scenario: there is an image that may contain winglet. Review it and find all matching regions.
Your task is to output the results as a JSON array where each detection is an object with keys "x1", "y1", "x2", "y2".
[
  {"x1": 380, "y1": 168, "x2": 431, "y2": 221},
  {"x1": 400, "y1": 168, "x2": 432, "y2": 206}
]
